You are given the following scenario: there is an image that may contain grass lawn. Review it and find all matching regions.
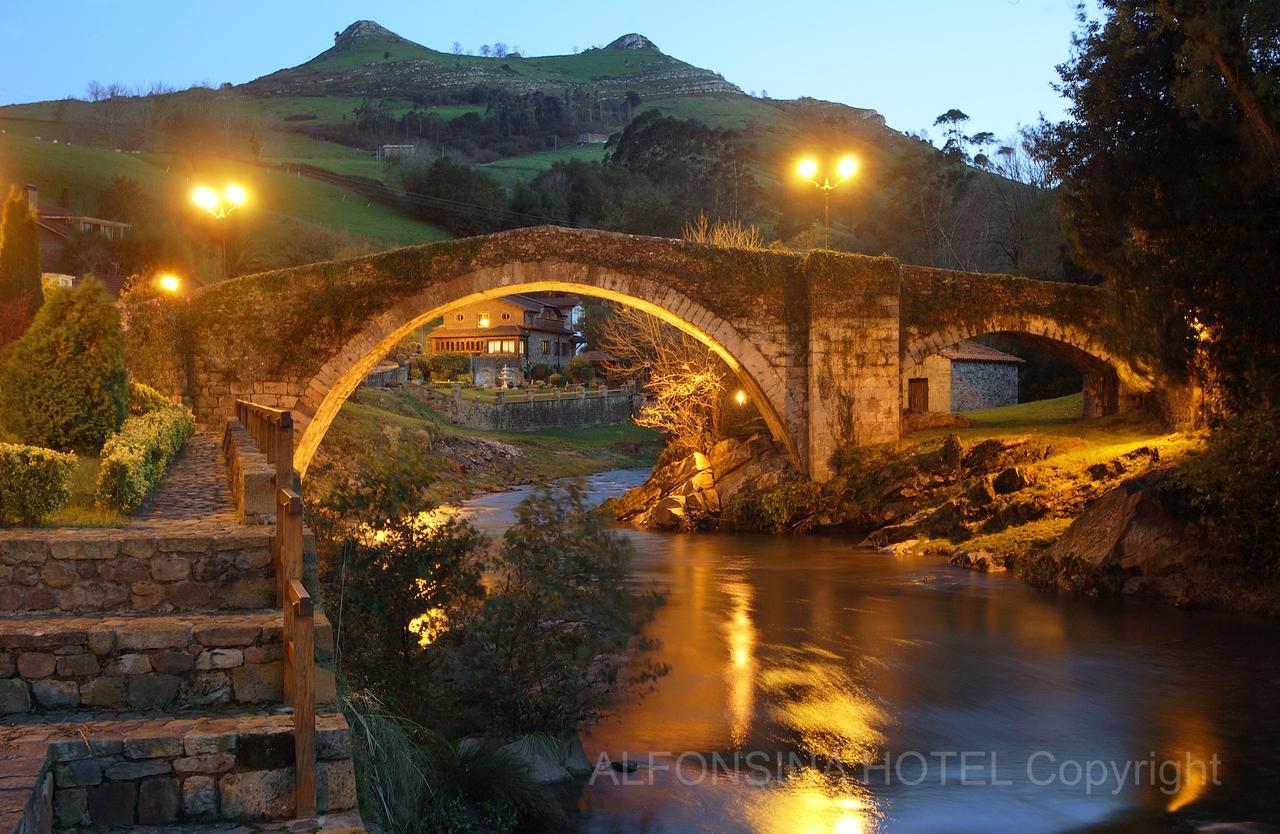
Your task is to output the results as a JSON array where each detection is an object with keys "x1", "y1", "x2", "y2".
[
  {"x1": 43, "y1": 454, "x2": 127, "y2": 528},
  {"x1": 479, "y1": 144, "x2": 607, "y2": 185}
]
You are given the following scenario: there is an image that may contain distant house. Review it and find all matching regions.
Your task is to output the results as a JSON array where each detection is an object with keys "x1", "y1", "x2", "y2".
[
  {"x1": 429, "y1": 294, "x2": 581, "y2": 386},
  {"x1": 902, "y1": 340, "x2": 1025, "y2": 413},
  {"x1": 580, "y1": 349, "x2": 619, "y2": 379},
  {"x1": 575, "y1": 132, "x2": 611, "y2": 145},
  {"x1": 374, "y1": 144, "x2": 416, "y2": 160},
  {"x1": 41, "y1": 273, "x2": 76, "y2": 291},
  {"x1": 26, "y1": 184, "x2": 131, "y2": 286}
]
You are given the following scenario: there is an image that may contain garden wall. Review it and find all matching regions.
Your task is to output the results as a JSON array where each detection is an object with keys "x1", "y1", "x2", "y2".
[{"x1": 416, "y1": 385, "x2": 637, "y2": 432}]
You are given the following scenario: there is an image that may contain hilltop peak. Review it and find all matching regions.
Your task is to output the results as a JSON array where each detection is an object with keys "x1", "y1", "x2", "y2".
[
  {"x1": 605, "y1": 33, "x2": 660, "y2": 52},
  {"x1": 332, "y1": 20, "x2": 416, "y2": 50}
]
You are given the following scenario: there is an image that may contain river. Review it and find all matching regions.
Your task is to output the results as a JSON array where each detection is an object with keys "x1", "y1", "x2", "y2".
[{"x1": 457, "y1": 469, "x2": 1280, "y2": 833}]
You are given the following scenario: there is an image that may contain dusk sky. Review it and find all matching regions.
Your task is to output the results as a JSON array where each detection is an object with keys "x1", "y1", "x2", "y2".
[{"x1": 0, "y1": 1, "x2": 1092, "y2": 140}]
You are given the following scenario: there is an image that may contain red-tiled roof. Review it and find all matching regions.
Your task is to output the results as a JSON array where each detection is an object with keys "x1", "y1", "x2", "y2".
[{"x1": 940, "y1": 340, "x2": 1025, "y2": 364}]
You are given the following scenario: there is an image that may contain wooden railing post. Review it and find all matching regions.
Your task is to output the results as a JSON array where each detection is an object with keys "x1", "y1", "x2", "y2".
[
  {"x1": 274, "y1": 412, "x2": 294, "y2": 491},
  {"x1": 286, "y1": 578, "x2": 316, "y2": 820},
  {"x1": 275, "y1": 488, "x2": 303, "y2": 607}
]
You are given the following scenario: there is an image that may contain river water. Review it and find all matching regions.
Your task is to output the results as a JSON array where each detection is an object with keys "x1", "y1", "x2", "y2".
[{"x1": 457, "y1": 469, "x2": 1280, "y2": 834}]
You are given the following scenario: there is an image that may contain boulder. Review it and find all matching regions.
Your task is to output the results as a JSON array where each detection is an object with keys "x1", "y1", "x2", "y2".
[
  {"x1": 1030, "y1": 479, "x2": 1205, "y2": 597},
  {"x1": 992, "y1": 467, "x2": 1028, "y2": 494},
  {"x1": 649, "y1": 495, "x2": 688, "y2": 530}
]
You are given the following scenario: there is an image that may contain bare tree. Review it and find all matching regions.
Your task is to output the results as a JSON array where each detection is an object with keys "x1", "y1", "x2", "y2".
[
  {"x1": 479, "y1": 44, "x2": 492, "y2": 57},
  {"x1": 600, "y1": 305, "x2": 727, "y2": 454},
  {"x1": 452, "y1": 41, "x2": 463, "y2": 55}
]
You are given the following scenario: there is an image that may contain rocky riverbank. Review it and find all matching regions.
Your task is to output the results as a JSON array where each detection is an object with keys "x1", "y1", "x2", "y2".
[{"x1": 608, "y1": 405, "x2": 1280, "y2": 613}]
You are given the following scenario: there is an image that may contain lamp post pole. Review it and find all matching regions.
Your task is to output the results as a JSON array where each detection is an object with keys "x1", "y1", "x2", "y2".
[
  {"x1": 192, "y1": 184, "x2": 247, "y2": 279},
  {"x1": 796, "y1": 157, "x2": 858, "y2": 250}
]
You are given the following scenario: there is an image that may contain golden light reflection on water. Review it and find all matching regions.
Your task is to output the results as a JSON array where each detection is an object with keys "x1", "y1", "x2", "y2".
[
  {"x1": 743, "y1": 768, "x2": 880, "y2": 834},
  {"x1": 759, "y1": 647, "x2": 887, "y2": 764},
  {"x1": 1164, "y1": 706, "x2": 1219, "y2": 812},
  {"x1": 721, "y1": 579, "x2": 758, "y2": 748}
]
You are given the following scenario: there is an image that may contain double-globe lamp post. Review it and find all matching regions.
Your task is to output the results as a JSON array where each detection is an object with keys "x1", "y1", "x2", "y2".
[
  {"x1": 192, "y1": 183, "x2": 247, "y2": 279},
  {"x1": 796, "y1": 156, "x2": 858, "y2": 250}
]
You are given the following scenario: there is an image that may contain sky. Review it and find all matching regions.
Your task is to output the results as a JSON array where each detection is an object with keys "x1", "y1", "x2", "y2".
[{"x1": 0, "y1": 0, "x2": 1091, "y2": 140}]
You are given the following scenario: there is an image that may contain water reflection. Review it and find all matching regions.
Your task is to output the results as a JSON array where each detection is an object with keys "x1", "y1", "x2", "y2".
[{"x1": 457, "y1": 471, "x2": 1280, "y2": 832}]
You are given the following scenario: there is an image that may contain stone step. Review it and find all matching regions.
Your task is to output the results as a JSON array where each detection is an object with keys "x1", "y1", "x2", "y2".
[
  {"x1": 0, "y1": 526, "x2": 277, "y2": 615},
  {"x1": 0, "y1": 612, "x2": 334, "y2": 715},
  {"x1": 0, "y1": 711, "x2": 357, "y2": 833}
]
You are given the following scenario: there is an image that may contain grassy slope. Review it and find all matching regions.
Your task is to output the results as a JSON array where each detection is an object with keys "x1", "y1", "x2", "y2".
[
  {"x1": 0, "y1": 134, "x2": 448, "y2": 248},
  {"x1": 310, "y1": 387, "x2": 662, "y2": 505},
  {"x1": 902, "y1": 394, "x2": 1202, "y2": 562}
]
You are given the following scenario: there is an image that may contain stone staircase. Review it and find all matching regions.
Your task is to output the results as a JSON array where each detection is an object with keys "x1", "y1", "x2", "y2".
[{"x1": 0, "y1": 415, "x2": 360, "y2": 833}]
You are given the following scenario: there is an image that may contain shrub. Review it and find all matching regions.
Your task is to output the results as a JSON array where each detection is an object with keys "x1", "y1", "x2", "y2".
[
  {"x1": 1166, "y1": 408, "x2": 1280, "y2": 577},
  {"x1": 95, "y1": 403, "x2": 195, "y2": 514},
  {"x1": 428, "y1": 353, "x2": 470, "y2": 381},
  {"x1": 126, "y1": 381, "x2": 172, "y2": 416},
  {"x1": 530, "y1": 363, "x2": 551, "y2": 382},
  {"x1": 409, "y1": 366, "x2": 424, "y2": 381},
  {"x1": 564, "y1": 354, "x2": 594, "y2": 384},
  {"x1": 0, "y1": 278, "x2": 127, "y2": 451},
  {"x1": 0, "y1": 443, "x2": 76, "y2": 526},
  {"x1": 453, "y1": 372, "x2": 471, "y2": 383},
  {"x1": 547, "y1": 373, "x2": 564, "y2": 387}
]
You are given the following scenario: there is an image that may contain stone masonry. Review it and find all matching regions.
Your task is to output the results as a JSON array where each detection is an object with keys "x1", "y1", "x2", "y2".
[
  {"x1": 0, "y1": 433, "x2": 358, "y2": 833},
  {"x1": 122, "y1": 226, "x2": 1145, "y2": 484}
]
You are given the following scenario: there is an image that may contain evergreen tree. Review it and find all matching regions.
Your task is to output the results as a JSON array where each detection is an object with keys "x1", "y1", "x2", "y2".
[
  {"x1": 1041, "y1": 1, "x2": 1279, "y2": 409},
  {"x1": 0, "y1": 187, "x2": 43, "y2": 337},
  {"x1": 0, "y1": 277, "x2": 127, "y2": 451}
]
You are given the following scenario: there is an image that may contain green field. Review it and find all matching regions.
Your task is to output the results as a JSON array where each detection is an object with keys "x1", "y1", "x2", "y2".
[
  {"x1": 479, "y1": 144, "x2": 608, "y2": 185},
  {"x1": 0, "y1": 135, "x2": 448, "y2": 251}
]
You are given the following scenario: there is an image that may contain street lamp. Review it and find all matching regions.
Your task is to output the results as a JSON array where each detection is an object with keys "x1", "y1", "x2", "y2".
[
  {"x1": 158, "y1": 274, "x2": 181, "y2": 294},
  {"x1": 795, "y1": 155, "x2": 858, "y2": 249},
  {"x1": 192, "y1": 183, "x2": 247, "y2": 278}
]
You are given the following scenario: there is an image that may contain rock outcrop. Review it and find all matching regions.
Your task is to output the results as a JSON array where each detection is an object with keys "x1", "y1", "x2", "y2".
[
  {"x1": 609, "y1": 434, "x2": 795, "y2": 531},
  {"x1": 1019, "y1": 477, "x2": 1207, "y2": 603}
]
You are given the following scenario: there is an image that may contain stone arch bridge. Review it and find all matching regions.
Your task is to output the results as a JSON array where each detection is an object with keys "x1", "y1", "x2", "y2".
[{"x1": 124, "y1": 227, "x2": 1149, "y2": 482}]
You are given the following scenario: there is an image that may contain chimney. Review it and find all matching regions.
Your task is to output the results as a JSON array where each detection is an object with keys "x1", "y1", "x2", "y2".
[{"x1": 22, "y1": 184, "x2": 37, "y2": 213}]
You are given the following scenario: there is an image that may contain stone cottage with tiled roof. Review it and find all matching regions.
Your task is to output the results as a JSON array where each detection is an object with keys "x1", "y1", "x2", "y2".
[{"x1": 902, "y1": 339, "x2": 1025, "y2": 413}]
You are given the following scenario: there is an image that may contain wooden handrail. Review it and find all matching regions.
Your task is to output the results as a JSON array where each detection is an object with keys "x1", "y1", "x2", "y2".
[
  {"x1": 285, "y1": 577, "x2": 316, "y2": 820},
  {"x1": 275, "y1": 488, "x2": 303, "y2": 607},
  {"x1": 235, "y1": 399, "x2": 294, "y2": 490}
]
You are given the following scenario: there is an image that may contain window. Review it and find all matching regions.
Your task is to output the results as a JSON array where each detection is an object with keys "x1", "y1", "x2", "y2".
[
  {"x1": 456, "y1": 313, "x2": 464, "y2": 322},
  {"x1": 541, "y1": 339, "x2": 550, "y2": 355},
  {"x1": 487, "y1": 339, "x2": 516, "y2": 354},
  {"x1": 501, "y1": 312, "x2": 511, "y2": 320},
  {"x1": 477, "y1": 312, "x2": 491, "y2": 328}
]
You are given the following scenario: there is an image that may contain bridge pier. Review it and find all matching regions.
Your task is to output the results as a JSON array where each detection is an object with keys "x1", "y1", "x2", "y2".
[{"x1": 805, "y1": 255, "x2": 902, "y2": 480}]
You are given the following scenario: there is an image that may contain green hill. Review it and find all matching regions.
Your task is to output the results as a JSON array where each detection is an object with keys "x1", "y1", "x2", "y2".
[{"x1": 0, "y1": 19, "x2": 1064, "y2": 283}]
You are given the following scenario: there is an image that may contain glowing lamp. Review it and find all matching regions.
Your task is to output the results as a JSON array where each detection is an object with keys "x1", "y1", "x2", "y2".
[
  {"x1": 159, "y1": 274, "x2": 181, "y2": 293},
  {"x1": 192, "y1": 186, "x2": 218, "y2": 211},
  {"x1": 797, "y1": 158, "x2": 818, "y2": 180},
  {"x1": 837, "y1": 155, "x2": 858, "y2": 180},
  {"x1": 224, "y1": 183, "x2": 247, "y2": 206},
  {"x1": 735, "y1": 389, "x2": 747, "y2": 406}
]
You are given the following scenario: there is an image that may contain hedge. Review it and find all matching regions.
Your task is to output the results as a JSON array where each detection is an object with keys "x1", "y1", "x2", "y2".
[
  {"x1": 127, "y1": 381, "x2": 173, "y2": 416},
  {"x1": 95, "y1": 403, "x2": 196, "y2": 514},
  {"x1": 0, "y1": 444, "x2": 77, "y2": 526}
]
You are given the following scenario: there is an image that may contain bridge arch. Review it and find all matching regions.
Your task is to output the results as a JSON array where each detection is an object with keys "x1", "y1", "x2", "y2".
[{"x1": 290, "y1": 259, "x2": 798, "y2": 477}]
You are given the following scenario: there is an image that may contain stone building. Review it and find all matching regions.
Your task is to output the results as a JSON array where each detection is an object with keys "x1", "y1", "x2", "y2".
[
  {"x1": 902, "y1": 339, "x2": 1025, "y2": 413},
  {"x1": 427, "y1": 294, "x2": 580, "y2": 386}
]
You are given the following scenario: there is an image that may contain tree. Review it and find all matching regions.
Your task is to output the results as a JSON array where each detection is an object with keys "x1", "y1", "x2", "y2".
[
  {"x1": 0, "y1": 188, "x2": 43, "y2": 327},
  {"x1": 398, "y1": 157, "x2": 509, "y2": 236},
  {"x1": 599, "y1": 304, "x2": 727, "y2": 454},
  {"x1": 1039, "y1": 1, "x2": 1280, "y2": 408},
  {"x1": 440, "y1": 483, "x2": 662, "y2": 735},
  {"x1": 0, "y1": 278, "x2": 128, "y2": 451}
]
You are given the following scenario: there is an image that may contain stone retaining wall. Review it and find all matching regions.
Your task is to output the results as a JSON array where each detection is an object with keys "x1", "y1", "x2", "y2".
[
  {"x1": 0, "y1": 713, "x2": 355, "y2": 830},
  {"x1": 414, "y1": 384, "x2": 637, "y2": 431},
  {"x1": 222, "y1": 421, "x2": 275, "y2": 524},
  {"x1": 0, "y1": 612, "x2": 334, "y2": 715},
  {"x1": 0, "y1": 528, "x2": 274, "y2": 614}
]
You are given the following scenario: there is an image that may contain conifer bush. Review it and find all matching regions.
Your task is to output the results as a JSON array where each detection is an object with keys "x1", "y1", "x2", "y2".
[
  {"x1": 0, "y1": 278, "x2": 127, "y2": 451},
  {"x1": 0, "y1": 444, "x2": 76, "y2": 526}
]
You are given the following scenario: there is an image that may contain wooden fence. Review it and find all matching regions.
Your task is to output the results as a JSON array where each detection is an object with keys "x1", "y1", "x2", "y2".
[{"x1": 237, "y1": 401, "x2": 315, "y2": 821}]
